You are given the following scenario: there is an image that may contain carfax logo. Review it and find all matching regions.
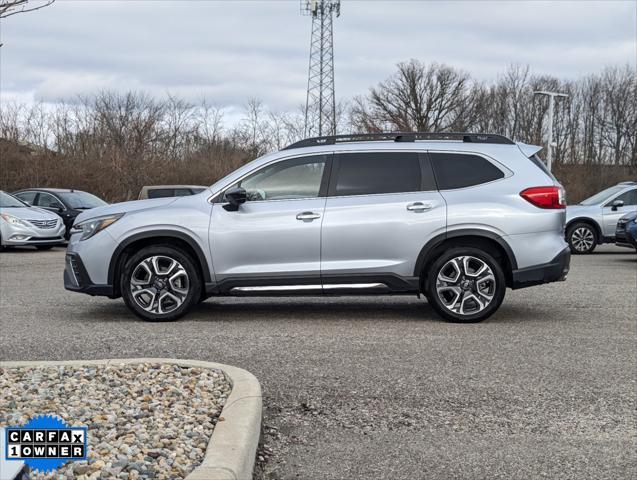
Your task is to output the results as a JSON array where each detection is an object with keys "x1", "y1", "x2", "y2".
[{"x1": 5, "y1": 415, "x2": 87, "y2": 473}]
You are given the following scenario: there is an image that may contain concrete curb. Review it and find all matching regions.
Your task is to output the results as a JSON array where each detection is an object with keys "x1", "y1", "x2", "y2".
[{"x1": 0, "y1": 358, "x2": 262, "y2": 480}]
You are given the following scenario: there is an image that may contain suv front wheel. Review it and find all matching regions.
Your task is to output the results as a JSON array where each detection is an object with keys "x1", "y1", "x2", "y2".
[
  {"x1": 425, "y1": 247, "x2": 506, "y2": 323},
  {"x1": 121, "y1": 245, "x2": 201, "y2": 321}
]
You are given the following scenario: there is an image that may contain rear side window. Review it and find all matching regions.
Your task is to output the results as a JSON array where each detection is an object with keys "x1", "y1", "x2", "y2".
[
  {"x1": 332, "y1": 152, "x2": 428, "y2": 196},
  {"x1": 148, "y1": 189, "x2": 175, "y2": 199},
  {"x1": 430, "y1": 153, "x2": 505, "y2": 190}
]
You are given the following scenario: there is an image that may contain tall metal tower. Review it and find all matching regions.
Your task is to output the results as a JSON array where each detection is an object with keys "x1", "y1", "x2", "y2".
[{"x1": 301, "y1": 0, "x2": 341, "y2": 137}]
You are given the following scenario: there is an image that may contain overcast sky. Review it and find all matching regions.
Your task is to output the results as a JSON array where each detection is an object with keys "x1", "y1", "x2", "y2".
[{"x1": 1, "y1": 0, "x2": 635, "y2": 115}]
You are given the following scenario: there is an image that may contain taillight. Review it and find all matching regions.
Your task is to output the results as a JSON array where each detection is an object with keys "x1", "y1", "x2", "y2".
[{"x1": 520, "y1": 186, "x2": 566, "y2": 209}]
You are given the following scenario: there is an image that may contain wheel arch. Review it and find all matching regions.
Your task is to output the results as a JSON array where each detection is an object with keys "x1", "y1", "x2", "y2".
[
  {"x1": 108, "y1": 230, "x2": 212, "y2": 297},
  {"x1": 415, "y1": 230, "x2": 517, "y2": 290}
]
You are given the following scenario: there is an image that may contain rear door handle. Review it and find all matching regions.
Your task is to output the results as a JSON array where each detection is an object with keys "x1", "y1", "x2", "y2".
[
  {"x1": 296, "y1": 211, "x2": 321, "y2": 221},
  {"x1": 406, "y1": 202, "x2": 433, "y2": 212}
]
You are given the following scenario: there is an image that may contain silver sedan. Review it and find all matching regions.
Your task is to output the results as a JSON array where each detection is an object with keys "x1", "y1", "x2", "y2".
[{"x1": 0, "y1": 191, "x2": 66, "y2": 250}]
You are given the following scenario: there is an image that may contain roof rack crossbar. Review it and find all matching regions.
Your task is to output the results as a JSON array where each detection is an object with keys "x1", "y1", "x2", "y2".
[{"x1": 283, "y1": 132, "x2": 515, "y2": 150}]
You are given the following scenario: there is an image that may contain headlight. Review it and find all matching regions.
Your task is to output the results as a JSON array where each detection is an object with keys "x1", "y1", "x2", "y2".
[
  {"x1": 72, "y1": 213, "x2": 124, "y2": 241},
  {"x1": 0, "y1": 213, "x2": 30, "y2": 227}
]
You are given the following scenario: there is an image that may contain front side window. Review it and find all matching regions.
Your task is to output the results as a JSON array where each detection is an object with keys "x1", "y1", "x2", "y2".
[
  {"x1": 14, "y1": 191, "x2": 36, "y2": 204},
  {"x1": 235, "y1": 155, "x2": 327, "y2": 202},
  {"x1": 36, "y1": 193, "x2": 64, "y2": 209},
  {"x1": 331, "y1": 152, "x2": 424, "y2": 196},
  {"x1": 430, "y1": 153, "x2": 505, "y2": 190},
  {"x1": 609, "y1": 188, "x2": 637, "y2": 207}
]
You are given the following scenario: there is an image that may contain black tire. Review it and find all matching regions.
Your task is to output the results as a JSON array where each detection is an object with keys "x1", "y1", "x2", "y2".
[
  {"x1": 121, "y1": 245, "x2": 201, "y2": 322},
  {"x1": 567, "y1": 222, "x2": 597, "y2": 254},
  {"x1": 425, "y1": 247, "x2": 506, "y2": 323},
  {"x1": 36, "y1": 245, "x2": 54, "y2": 251}
]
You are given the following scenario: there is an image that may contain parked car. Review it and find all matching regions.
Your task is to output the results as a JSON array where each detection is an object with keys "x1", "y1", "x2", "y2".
[
  {"x1": 0, "y1": 190, "x2": 66, "y2": 250},
  {"x1": 138, "y1": 185, "x2": 208, "y2": 200},
  {"x1": 13, "y1": 188, "x2": 108, "y2": 238},
  {"x1": 615, "y1": 211, "x2": 637, "y2": 251},
  {"x1": 64, "y1": 132, "x2": 570, "y2": 323},
  {"x1": 565, "y1": 181, "x2": 637, "y2": 254}
]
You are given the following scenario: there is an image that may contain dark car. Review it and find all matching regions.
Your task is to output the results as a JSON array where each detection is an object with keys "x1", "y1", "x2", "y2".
[
  {"x1": 615, "y1": 211, "x2": 637, "y2": 251},
  {"x1": 13, "y1": 188, "x2": 108, "y2": 238}
]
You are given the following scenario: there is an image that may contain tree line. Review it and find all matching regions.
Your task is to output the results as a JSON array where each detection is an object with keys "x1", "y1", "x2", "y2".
[{"x1": 0, "y1": 61, "x2": 635, "y2": 202}]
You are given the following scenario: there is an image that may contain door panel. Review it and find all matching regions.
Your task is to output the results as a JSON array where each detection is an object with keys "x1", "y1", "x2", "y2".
[
  {"x1": 321, "y1": 151, "x2": 446, "y2": 280},
  {"x1": 321, "y1": 192, "x2": 446, "y2": 278},
  {"x1": 209, "y1": 154, "x2": 330, "y2": 284},
  {"x1": 210, "y1": 199, "x2": 326, "y2": 280}
]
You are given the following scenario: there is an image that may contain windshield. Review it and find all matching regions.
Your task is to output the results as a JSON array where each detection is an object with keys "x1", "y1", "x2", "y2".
[
  {"x1": 58, "y1": 191, "x2": 107, "y2": 209},
  {"x1": 579, "y1": 186, "x2": 625, "y2": 206},
  {"x1": 0, "y1": 191, "x2": 28, "y2": 208}
]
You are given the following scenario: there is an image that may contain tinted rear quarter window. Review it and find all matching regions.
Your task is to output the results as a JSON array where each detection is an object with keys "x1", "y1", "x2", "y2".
[
  {"x1": 430, "y1": 153, "x2": 505, "y2": 190},
  {"x1": 148, "y1": 189, "x2": 175, "y2": 199},
  {"x1": 332, "y1": 152, "x2": 432, "y2": 196}
]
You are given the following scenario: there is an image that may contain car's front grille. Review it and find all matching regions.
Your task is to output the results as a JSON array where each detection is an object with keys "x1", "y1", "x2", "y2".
[{"x1": 27, "y1": 219, "x2": 58, "y2": 229}]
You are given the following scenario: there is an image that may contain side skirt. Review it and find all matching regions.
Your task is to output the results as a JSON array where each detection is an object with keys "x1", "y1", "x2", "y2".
[{"x1": 205, "y1": 274, "x2": 420, "y2": 297}]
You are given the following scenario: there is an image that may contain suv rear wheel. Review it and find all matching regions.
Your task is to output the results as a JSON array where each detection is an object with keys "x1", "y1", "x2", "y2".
[
  {"x1": 425, "y1": 247, "x2": 506, "y2": 323},
  {"x1": 567, "y1": 222, "x2": 597, "y2": 254},
  {"x1": 121, "y1": 245, "x2": 201, "y2": 321}
]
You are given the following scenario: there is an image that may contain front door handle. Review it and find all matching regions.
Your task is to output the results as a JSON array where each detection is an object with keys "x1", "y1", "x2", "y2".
[
  {"x1": 296, "y1": 211, "x2": 321, "y2": 221},
  {"x1": 406, "y1": 202, "x2": 433, "y2": 212}
]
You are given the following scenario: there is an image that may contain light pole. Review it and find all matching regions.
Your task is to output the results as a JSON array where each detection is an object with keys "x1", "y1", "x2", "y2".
[{"x1": 533, "y1": 91, "x2": 569, "y2": 172}]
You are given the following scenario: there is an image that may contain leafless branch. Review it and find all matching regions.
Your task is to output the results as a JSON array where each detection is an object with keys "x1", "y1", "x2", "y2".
[{"x1": 0, "y1": 0, "x2": 55, "y2": 19}]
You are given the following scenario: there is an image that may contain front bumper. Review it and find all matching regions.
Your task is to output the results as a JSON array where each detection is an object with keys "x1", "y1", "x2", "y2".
[
  {"x1": 615, "y1": 223, "x2": 637, "y2": 249},
  {"x1": 64, "y1": 252, "x2": 115, "y2": 296},
  {"x1": 0, "y1": 220, "x2": 66, "y2": 246},
  {"x1": 511, "y1": 247, "x2": 571, "y2": 289}
]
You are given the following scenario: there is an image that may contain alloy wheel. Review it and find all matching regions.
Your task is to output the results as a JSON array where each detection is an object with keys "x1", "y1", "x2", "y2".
[
  {"x1": 571, "y1": 227, "x2": 594, "y2": 252},
  {"x1": 435, "y1": 256, "x2": 496, "y2": 316},
  {"x1": 129, "y1": 255, "x2": 190, "y2": 314}
]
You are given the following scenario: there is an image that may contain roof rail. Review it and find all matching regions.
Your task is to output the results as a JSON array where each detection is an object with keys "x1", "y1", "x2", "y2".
[{"x1": 282, "y1": 132, "x2": 515, "y2": 150}]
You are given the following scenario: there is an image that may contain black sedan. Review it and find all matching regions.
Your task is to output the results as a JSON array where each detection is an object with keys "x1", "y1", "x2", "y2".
[{"x1": 13, "y1": 188, "x2": 108, "y2": 238}]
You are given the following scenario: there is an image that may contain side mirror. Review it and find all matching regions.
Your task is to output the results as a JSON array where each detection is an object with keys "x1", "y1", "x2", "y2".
[
  {"x1": 223, "y1": 187, "x2": 247, "y2": 212},
  {"x1": 611, "y1": 199, "x2": 624, "y2": 211},
  {"x1": 57, "y1": 206, "x2": 65, "y2": 213}
]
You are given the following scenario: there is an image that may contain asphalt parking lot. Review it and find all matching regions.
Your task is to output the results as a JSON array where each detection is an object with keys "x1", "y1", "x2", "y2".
[{"x1": 1, "y1": 245, "x2": 635, "y2": 479}]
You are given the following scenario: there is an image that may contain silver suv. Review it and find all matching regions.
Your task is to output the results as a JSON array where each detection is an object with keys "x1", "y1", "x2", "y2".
[
  {"x1": 565, "y1": 181, "x2": 637, "y2": 254},
  {"x1": 64, "y1": 132, "x2": 570, "y2": 323}
]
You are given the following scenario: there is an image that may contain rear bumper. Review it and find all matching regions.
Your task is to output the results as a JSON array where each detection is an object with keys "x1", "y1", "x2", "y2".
[
  {"x1": 64, "y1": 252, "x2": 115, "y2": 297},
  {"x1": 511, "y1": 247, "x2": 570, "y2": 289}
]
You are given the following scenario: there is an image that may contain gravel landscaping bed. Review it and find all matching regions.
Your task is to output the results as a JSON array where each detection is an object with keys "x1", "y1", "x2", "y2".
[{"x1": 0, "y1": 363, "x2": 232, "y2": 479}]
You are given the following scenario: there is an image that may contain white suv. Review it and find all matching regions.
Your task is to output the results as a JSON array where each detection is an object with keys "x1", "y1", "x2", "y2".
[{"x1": 64, "y1": 132, "x2": 570, "y2": 323}]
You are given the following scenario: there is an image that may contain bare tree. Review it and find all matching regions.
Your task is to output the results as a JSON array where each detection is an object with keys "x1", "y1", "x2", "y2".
[
  {"x1": 0, "y1": 0, "x2": 54, "y2": 18},
  {"x1": 351, "y1": 59, "x2": 472, "y2": 132}
]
